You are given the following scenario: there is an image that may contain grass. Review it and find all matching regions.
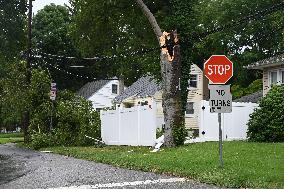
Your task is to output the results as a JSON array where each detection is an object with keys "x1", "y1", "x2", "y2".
[
  {"x1": 43, "y1": 141, "x2": 284, "y2": 189},
  {"x1": 0, "y1": 132, "x2": 24, "y2": 144}
]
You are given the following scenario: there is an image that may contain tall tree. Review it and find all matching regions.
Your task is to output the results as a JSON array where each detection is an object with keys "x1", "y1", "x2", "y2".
[
  {"x1": 135, "y1": 0, "x2": 185, "y2": 146},
  {"x1": 32, "y1": 4, "x2": 85, "y2": 90},
  {"x1": 71, "y1": 0, "x2": 188, "y2": 146},
  {"x1": 0, "y1": 0, "x2": 27, "y2": 130}
]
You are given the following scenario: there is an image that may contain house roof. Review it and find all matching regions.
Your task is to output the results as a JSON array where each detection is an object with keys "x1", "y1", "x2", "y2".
[
  {"x1": 234, "y1": 90, "x2": 263, "y2": 103},
  {"x1": 245, "y1": 54, "x2": 284, "y2": 70},
  {"x1": 77, "y1": 80, "x2": 111, "y2": 99},
  {"x1": 113, "y1": 76, "x2": 161, "y2": 103}
]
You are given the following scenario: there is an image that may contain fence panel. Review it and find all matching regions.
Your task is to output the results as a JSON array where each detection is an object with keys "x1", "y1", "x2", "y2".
[
  {"x1": 199, "y1": 100, "x2": 258, "y2": 141},
  {"x1": 100, "y1": 110, "x2": 119, "y2": 145},
  {"x1": 101, "y1": 106, "x2": 156, "y2": 146}
]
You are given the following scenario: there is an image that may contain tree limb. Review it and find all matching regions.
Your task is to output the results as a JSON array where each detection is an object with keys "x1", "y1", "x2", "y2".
[{"x1": 135, "y1": 0, "x2": 163, "y2": 42}]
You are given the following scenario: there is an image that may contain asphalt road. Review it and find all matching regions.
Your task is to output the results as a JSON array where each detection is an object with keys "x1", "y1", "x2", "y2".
[{"x1": 0, "y1": 144, "x2": 224, "y2": 189}]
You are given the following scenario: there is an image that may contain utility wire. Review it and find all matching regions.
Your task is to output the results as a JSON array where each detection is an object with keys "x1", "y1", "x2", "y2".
[
  {"x1": 32, "y1": 55, "x2": 119, "y2": 81},
  {"x1": 32, "y1": 47, "x2": 159, "y2": 62},
  {"x1": 192, "y1": 1, "x2": 284, "y2": 41},
  {"x1": 30, "y1": 2, "x2": 284, "y2": 66}
]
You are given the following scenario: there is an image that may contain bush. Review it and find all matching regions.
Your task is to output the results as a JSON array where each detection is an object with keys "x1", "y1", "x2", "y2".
[
  {"x1": 27, "y1": 70, "x2": 101, "y2": 148},
  {"x1": 55, "y1": 92, "x2": 101, "y2": 146},
  {"x1": 247, "y1": 85, "x2": 284, "y2": 142},
  {"x1": 30, "y1": 131, "x2": 56, "y2": 150},
  {"x1": 231, "y1": 79, "x2": 262, "y2": 99}
]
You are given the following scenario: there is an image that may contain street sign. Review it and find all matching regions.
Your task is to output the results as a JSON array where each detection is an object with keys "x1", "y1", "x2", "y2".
[
  {"x1": 50, "y1": 83, "x2": 57, "y2": 101},
  {"x1": 204, "y1": 55, "x2": 233, "y2": 84},
  {"x1": 209, "y1": 85, "x2": 232, "y2": 113}
]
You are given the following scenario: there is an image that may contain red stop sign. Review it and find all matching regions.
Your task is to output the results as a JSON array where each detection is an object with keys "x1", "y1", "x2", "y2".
[{"x1": 204, "y1": 55, "x2": 233, "y2": 84}]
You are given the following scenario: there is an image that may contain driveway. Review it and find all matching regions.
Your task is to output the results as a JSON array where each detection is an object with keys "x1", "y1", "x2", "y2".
[{"x1": 0, "y1": 144, "x2": 223, "y2": 189}]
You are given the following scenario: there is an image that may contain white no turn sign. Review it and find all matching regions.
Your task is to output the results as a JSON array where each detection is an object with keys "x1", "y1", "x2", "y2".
[{"x1": 209, "y1": 84, "x2": 232, "y2": 113}]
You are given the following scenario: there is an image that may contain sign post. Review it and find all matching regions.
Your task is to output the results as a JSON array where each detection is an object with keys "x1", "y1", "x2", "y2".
[
  {"x1": 204, "y1": 55, "x2": 233, "y2": 168},
  {"x1": 50, "y1": 83, "x2": 57, "y2": 131}
]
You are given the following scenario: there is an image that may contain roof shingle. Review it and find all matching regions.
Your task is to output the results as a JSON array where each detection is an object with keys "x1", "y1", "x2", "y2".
[
  {"x1": 245, "y1": 54, "x2": 284, "y2": 69},
  {"x1": 77, "y1": 80, "x2": 111, "y2": 99},
  {"x1": 113, "y1": 76, "x2": 161, "y2": 103}
]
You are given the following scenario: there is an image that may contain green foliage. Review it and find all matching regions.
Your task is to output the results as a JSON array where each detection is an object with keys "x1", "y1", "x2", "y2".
[
  {"x1": 231, "y1": 79, "x2": 262, "y2": 99},
  {"x1": 30, "y1": 131, "x2": 56, "y2": 150},
  {"x1": 55, "y1": 93, "x2": 101, "y2": 146},
  {"x1": 32, "y1": 4, "x2": 85, "y2": 91},
  {"x1": 0, "y1": 0, "x2": 27, "y2": 59},
  {"x1": 26, "y1": 70, "x2": 101, "y2": 148},
  {"x1": 156, "y1": 128, "x2": 164, "y2": 138},
  {"x1": 0, "y1": 61, "x2": 29, "y2": 126},
  {"x1": 172, "y1": 123, "x2": 187, "y2": 146},
  {"x1": 247, "y1": 85, "x2": 284, "y2": 142}
]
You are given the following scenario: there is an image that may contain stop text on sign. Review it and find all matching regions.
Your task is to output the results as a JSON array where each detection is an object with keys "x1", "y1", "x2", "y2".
[
  {"x1": 204, "y1": 55, "x2": 233, "y2": 84},
  {"x1": 207, "y1": 65, "x2": 231, "y2": 75}
]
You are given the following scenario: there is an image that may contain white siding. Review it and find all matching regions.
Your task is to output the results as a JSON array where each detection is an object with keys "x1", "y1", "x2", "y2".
[
  {"x1": 263, "y1": 65, "x2": 284, "y2": 96},
  {"x1": 185, "y1": 64, "x2": 203, "y2": 129},
  {"x1": 88, "y1": 80, "x2": 120, "y2": 110}
]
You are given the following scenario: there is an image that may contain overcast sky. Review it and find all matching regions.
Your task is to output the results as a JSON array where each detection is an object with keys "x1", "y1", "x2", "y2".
[{"x1": 33, "y1": 0, "x2": 70, "y2": 13}]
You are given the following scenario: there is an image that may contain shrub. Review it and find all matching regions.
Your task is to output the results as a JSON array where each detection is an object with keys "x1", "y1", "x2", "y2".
[
  {"x1": 247, "y1": 85, "x2": 284, "y2": 142},
  {"x1": 55, "y1": 93, "x2": 101, "y2": 146},
  {"x1": 30, "y1": 131, "x2": 56, "y2": 150},
  {"x1": 28, "y1": 72, "x2": 101, "y2": 148}
]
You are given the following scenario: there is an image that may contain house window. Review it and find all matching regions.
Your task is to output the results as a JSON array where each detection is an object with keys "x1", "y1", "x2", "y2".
[
  {"x1": 112, "y1": 84, "x2": 118, "y2": 94},
  {"x1": 188, "y1": 74, "x2": 197, "y2": 88},
  {"x1": 186, "y1": 102, "x2": 194, "y2": 114},
  {"x1": 270, "y1": 71, "x2": 278, "y2": 85},
  {"x1": 96, "y1": 108, "x2": 102, "y2": 112}
]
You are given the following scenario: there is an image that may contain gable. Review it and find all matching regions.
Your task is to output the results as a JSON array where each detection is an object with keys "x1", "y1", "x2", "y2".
[{"x1": 77, "y1": 80, "x2": 111, "y2": 99}]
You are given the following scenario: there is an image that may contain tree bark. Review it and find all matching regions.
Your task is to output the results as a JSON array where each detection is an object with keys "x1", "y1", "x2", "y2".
[
  {"x1": 135, "y1": 0, "x2": 184, "y2": 147},
  {"x1": 135, "y1": 0, "x2": 162, "y2": 40}
]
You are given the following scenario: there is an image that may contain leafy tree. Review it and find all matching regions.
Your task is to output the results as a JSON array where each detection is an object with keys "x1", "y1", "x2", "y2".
[
  {"x1": 191, "y1": 0, "x2": 284, "y2": 86},
  {"x1": 32, "y1": 4, "x2": 85, "y2": 90},
  {"x1": 0, "y1": 0, "x2": 27, "y2": 59},
  {"x1": 247, "y1": 85, "x2": 284, "y2": 142},
  {"x1": 0, "y1": 62, "x2": 29, "y2": 128}
]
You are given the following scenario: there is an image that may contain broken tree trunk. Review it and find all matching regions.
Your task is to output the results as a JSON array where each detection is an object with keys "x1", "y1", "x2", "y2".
[
  {"x1": 160, "y1": 31, "x2": 183, "y2": 147},
  {"x1": 135, "y1": 0, "x2": 184, "y2": 147}
]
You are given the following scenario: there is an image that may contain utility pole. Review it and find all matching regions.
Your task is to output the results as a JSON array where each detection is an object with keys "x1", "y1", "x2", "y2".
[{"x1": 23, "y1": 0, "x2": 33, "y2": 142}]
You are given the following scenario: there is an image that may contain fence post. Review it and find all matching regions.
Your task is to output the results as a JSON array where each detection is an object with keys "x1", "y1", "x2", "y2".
[
  {"x1": 137, "y1": 105, "x2": 141, "y2": 146},
  {"x1": 118, "y1": 106, "x2": 122, "y2": 145}
]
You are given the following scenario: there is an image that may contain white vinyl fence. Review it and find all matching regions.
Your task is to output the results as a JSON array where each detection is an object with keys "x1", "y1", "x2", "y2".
[
  {"x1": 100, "y1": 106, "x2": 156, "y2": 146},
  {"x1": 198, "y1": 100, "x2": 258, "y2": 141}
]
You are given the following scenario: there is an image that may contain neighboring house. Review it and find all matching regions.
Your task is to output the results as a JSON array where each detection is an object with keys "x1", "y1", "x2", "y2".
[
  {"x1": 245, "y1": 54, "x2": 284, "y2": 95},
  {"x1": 77, "y1": 78, "x2": 123, "y2": 111},
  {"x1": 234, "y1": 90, "x2": 263, "y2": 103},
  {"x1": 113, "y1": 64, "x2": 209, "y2": 133}
]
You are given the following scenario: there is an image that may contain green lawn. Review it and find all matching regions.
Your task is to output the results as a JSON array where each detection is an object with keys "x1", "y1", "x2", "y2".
[
  {"x1": 44, "y1": 141, "x2": 284, "y2": 189},
  {"x1": 0, "y1": 133, "x2": 24, "y2": 144}
]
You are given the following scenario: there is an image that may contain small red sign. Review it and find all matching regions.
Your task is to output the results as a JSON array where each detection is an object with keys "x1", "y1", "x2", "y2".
[{"x1": 204, "y1": 55, "x2": 233, "y2": 84}]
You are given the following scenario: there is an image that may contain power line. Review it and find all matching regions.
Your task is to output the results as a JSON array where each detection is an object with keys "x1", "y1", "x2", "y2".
[
  {"x1": 32, "y1": 56, "x2": 119, "y2": 81},
  {"x1": 32, "y1": 46, "x2": 159, "y2": 62},
  {"x1": 193, "y1": 1, "x2": 284, "y2": 41}
]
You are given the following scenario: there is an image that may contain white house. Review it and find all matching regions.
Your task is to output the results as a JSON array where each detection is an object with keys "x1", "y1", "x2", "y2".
[
  {"x1": 77, "y1": 78, "x2": 124, "y2": 111},
  {"x1": 113, "y1": 64, "x2": 209, "y2": 136},
  {"x1": 245, "y1": 53, "x2": 284, "y2": 96}
]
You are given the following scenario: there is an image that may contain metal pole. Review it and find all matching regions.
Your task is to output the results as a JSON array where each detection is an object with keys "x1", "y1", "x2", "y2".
[
  {"x1": 218, "y1": 113, "x2": 224, "y2": 168},
  {"x1": 50, "y1": 101, "x2": 54, "y2": 131},
  {"x1": 23, "y1": 0, "x2": 33, "y2": 143}
]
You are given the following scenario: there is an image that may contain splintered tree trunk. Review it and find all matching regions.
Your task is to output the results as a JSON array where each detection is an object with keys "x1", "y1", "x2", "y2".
[
  {"x1": 135, "y1": 0, "x2": 184, "y2": 147},
  {"x1": 160, "y1": 31, "x2": 183, "y2": 147}
]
